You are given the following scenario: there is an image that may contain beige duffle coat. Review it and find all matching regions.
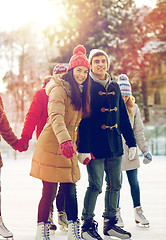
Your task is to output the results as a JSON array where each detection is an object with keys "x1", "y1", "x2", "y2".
[
  {"x1": 121, "y1": 103, "x2": 149, "y2": 171},
  {"x1": 30, "y1": 77, "x2": 82, "y2": 183}
]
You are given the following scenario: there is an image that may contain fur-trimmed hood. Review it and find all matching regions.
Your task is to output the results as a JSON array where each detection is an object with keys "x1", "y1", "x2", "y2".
[{"x1": 46, "y1": 76, "x2": 71, "y2": 98}]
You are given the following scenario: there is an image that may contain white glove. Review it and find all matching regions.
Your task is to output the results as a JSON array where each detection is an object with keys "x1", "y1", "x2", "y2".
[
  {"x1": 77, "y1": 153, "x2": 91, "y2": 165},
  {"x1": 143, "y1": 151, "x2": 152, "y2": 164},
  {"x1": 128, "y1": 147, "x2": 137, "y2": 160}
]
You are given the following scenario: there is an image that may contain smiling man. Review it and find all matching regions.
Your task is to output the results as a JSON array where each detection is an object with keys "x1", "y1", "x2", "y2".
[{"x1": 77, "y1": 49, "x2": 137, "y2": 240}]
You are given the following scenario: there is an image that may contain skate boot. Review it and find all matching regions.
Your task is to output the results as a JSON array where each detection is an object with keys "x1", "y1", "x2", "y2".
[
  {"x1": 134, "y1": 206, "x2": 149, "y2": 227},
  {"x1": 35, "y1": 221, "x2": 51, "y2": 240},
  {"x1": 116, "y1": 208, "x2": 124, "y2": 228},
  {"x1": 0, "y1": 216, "x2": 13, "y2": 239},
  {"x1": 68, "y1": 219, "x2": 82, "y2": 240},
  {"x1": 81, "y1": 218, "x2": 103, "y2": 240},
  {"x1": 104, "y1": 217, "x2": 131, "y2": 239},
  {"x1": 58, "y1": 210, "x2": 68, "y2": 231},
  {"x1": 48, "y1": 209, "x2": 57, "y2": 234}
]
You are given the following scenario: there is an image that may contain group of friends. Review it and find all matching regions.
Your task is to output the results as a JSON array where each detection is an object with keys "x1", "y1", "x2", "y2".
[{"x1": 0, "y1": 45, "x2": 152, "y2": 240}]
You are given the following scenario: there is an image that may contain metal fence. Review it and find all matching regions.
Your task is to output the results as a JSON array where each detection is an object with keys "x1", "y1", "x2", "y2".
[
  {"x1": 144, "y1": 125, "x2": 166, "y2": 155},
  {"x1": 1, "y1": 126, "x2": 166, "y2": 159}
]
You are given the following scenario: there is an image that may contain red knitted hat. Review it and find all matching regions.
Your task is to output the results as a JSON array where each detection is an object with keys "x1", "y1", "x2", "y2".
[
  {"x1": 53, "y1": 63, "x2": 67, "y2": 75},
  {"x1": 67, "y1": 45, "x2": 90, "y2": 72}
]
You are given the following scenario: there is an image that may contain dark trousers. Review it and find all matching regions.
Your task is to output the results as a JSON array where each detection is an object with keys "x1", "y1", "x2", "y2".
[
  {"x1": 117, "y1": 169, "x2": 141, "y2": 208},
  {"x1": 56, "y1": 183, "x2": 65, "y2": 212},
  {"x1": 38, "y1": 181, "x2": 78, "y2": 223}
]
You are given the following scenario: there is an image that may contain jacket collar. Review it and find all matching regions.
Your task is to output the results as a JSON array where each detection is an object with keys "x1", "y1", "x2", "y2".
[{"x1": 90, "y1": 71, "x2": 112, "y2": 90}]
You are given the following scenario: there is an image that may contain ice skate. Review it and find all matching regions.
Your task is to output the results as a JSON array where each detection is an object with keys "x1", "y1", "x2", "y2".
[
  {"x1": 134, "y1": 206, "x2": 149, "y2": 227},
  {"x1": 81, "y1": 218, "x2": 103, "y2": 240},
  {"x1": 68, "y1": 219, "x2": 82, "y2": 240},
  {"x1": 0, "y1": 217, "x2": 14, "y2": 240},
  {"x1": 104, "y1": 217, "x2": 131, "y2": 239},
  {"x1": 58, "y1": 210, "x2": 68, "y2": 231},
  {"x1": 116, "y1": 208, "x2": 124, "y2": 228},
  {"x1": 48, "y1": 209, "x2": 57, "y2": 234},
  {"x1": 35, "y1": 221, "x2": 51, "y2": 240}
]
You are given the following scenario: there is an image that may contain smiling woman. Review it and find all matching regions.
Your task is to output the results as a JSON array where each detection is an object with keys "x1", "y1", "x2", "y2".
[{"x1": 0, "y1": 0, "x2": 65, "y2": 31}]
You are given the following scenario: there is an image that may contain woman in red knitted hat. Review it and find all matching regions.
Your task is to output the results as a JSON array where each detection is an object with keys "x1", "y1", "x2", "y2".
[
  {"x1": 30, "y1": 45, "x2": 91, "y2": 240},
  {"x1": 15, "y1": 66, "x2": 68, "y2": 233}
]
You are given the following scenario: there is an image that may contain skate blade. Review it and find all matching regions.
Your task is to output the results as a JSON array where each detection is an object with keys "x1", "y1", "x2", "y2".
[
  {"x1": 104, "y1": 235, "x2": 132, "y2": 240},
  {"x1": 0, "y1": 237, "x2": 14, "y2": 240},
  {"x1": 135, "y1": 221, "x2": 150, "y2": 228},
  {"x1": 104, "y1": 236, "x2": 115, "y2": 240},
  {"x1": 104, "y1": 236, "x2": 132, "y2": 240},
  {"x1": 50, "y1": 229, "x2": 56, "y2": 235},
  {"x1": 59, "y1": 224, "x2": 68, "y2": 231}
]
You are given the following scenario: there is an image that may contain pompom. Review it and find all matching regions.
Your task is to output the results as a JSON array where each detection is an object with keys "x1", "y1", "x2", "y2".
[{"x1": 73, "y1": 45, "x2": 86, "y2": 55}]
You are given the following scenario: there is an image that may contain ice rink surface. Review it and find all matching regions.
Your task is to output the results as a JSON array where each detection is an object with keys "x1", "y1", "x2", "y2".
[{"x1": 1, "y1": 152, "x2": 166, "y2": 240}]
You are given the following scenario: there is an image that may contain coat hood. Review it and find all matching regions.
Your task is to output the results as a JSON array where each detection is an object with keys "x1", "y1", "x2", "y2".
[{"x1": 46, "y1": 76, "x2": 71, "y2": 98}]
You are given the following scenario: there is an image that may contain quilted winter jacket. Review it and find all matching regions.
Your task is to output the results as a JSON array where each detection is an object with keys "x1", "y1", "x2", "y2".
[
  {"x1": 121, "y1": 103, "x2": 149, "y2": 171},
  {"x1": 21, "y1": 87, "x2": 48, "y2": 139},
  {"x1": 30, "y1": 77, "x2": 82, "y2": 183},
  {"x1": 78, "y1": 78, "x2": 136, "y2": 158},
  {"x1": 0, "y1": 95, "x2": 18, "y2": 167}
]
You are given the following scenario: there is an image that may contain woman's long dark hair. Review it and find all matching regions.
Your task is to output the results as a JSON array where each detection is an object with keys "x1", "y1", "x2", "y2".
[{"x1": 62, "y1": 69, "x2": 91, "y2": 118}]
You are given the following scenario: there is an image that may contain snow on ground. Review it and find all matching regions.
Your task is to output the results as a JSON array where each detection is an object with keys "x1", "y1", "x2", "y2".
[{"x1": 1, "y1": 151, "x2": 166, "y2": 240}]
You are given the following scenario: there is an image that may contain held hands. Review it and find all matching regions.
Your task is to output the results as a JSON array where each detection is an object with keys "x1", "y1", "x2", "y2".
[
  {"x1": 143, "y1": 151, "x2": 152, "y2": 164},
  {"x1": 60, "y1": 140, "x2": 75, "y2": 158},
  {"x1": 77, "y1": 153, "x2": 91, "y2": 165},
  {"x1": 15, "y1": 135, "x2": 31, "y2": 152},
  {"x1": 90, "y1": 153, "x2": 95, "y2": 160},
  {"x1": 128, "y1": 147, "x2": 137, "y2": 160}
]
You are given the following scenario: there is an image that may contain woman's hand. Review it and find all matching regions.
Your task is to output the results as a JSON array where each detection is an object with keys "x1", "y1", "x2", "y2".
[{"x1": 60, "y1": 141, "x2": 75, "y2": 158}]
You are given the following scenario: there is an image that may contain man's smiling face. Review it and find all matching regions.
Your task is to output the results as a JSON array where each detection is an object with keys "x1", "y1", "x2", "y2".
[{"x1": 91, "y1": 55, "x2": 109, "y2": 80}]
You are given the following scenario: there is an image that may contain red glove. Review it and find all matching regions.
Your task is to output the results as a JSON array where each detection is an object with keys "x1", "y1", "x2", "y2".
[
  {"x1": 90, "y1": 153, "x2": 95, "y2": 159},
  {"x1": 77, "y1": 153, "x2": 91, "y2": 165},
  {"x1": 60, "y1": 141, "x2": 75, "y2": 158},
  {"x1": 15, "y1": 135, "x2": 31, "y2": 152}
]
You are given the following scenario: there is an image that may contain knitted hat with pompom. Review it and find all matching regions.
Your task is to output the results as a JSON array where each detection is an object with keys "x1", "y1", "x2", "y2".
[
  {"x1": 117, "y1": 74, "x2": 132, "y2": 96},
  {"x1": 88, "y1": 49, "x2": 110, "y2": 66},
  {"x1": 53, "y1": 63, "x2": 67, "y2": 75},
  {"x1": 67, "y1": 45, "x2": 90, "y2": 72}
]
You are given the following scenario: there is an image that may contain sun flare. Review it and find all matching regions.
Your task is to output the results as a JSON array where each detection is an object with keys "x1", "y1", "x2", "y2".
[
  {"x1": 0, "y1": 0, "x2": 156, "y2": 32},
  {"x1": 0, "y1": 0, "x2": 65, "y2": 31},
  {"x1": 135, "y1": 0, "x2": 156, "y2": 8}
]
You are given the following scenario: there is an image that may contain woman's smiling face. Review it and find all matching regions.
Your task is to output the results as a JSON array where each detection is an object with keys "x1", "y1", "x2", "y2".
[{"x1": 73, "y1": 66, "x2": 89, "y2": 85}]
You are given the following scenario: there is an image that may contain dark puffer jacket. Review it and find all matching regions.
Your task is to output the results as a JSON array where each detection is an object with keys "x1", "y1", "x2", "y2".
[{"x1": 78, "y1": 79, "x2": 136, "y2": 158}]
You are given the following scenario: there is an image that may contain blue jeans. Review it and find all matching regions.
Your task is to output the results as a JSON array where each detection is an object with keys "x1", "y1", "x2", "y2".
[
  {"x1": 117, "y1": 169, "x2": 140, "y2": 208},
  {"x1": 82, "y1": 157, "x2": 122, "y2": 220}
]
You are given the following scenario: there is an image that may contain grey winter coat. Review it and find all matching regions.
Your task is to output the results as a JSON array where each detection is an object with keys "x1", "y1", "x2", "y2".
[{"x1": 121, "y1": 103, "x2": 149, "y2": 171}]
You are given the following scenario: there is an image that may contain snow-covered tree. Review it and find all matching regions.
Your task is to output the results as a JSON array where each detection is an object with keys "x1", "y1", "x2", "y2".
[
  {"x1": 1, "y1": 24, "x2": 52, "y2": 121},
  {"x1": 86, "y1": 1, "x2": 165, "y2": 122}
]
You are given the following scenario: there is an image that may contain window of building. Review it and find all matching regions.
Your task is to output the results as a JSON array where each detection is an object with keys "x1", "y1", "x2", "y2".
[{"x1": 154, "y1": 91, "x2": 161, "y2": 105}]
